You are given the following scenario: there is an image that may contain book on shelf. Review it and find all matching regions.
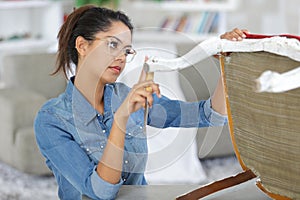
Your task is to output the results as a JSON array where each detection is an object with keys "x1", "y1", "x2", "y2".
[
  {"x1": 158, "y1": 12, "x2": 220, "y2": 34},
  {"x1": 196, "y1": 11, "x2": 208, "y2": 33},
  {"x1": 208, "y1": 12, "x2": 219, "y2": 33},
  {"x1": 202, "y1": 12, "x2": 218, "y2": 33},
  {"x1": 175, "y1": 15, "x2": 188, "y2": 32}
]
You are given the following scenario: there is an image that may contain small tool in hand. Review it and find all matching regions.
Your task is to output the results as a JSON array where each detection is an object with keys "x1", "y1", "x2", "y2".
[{"x1": 143, "y1": 62, "x2": 154, "y2": 134}]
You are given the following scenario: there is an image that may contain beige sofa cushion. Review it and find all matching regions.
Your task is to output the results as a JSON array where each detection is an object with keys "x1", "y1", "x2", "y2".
[{"x1": 2, "y1": 52, "x2": 66, "y2": 99}]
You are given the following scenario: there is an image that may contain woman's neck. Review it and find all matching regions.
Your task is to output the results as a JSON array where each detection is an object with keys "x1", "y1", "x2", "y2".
[{"x1": 74, "y1": 73, "x2": 105, "y2": 114}]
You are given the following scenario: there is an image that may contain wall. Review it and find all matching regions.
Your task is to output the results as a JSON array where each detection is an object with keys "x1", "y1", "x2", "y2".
[{"x1": 226, "y1": 0, "x2": 299, "y2": 35}]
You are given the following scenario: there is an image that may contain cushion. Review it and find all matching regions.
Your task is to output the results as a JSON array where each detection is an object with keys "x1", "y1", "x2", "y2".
[{"x1": 2, "y1": 52, "x2": 66, "y2": 99}]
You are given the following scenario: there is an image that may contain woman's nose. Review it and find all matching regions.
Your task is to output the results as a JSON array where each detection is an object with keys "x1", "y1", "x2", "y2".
[{"x1": 114, "y1": 53, "x2": 126, "y2": 62}]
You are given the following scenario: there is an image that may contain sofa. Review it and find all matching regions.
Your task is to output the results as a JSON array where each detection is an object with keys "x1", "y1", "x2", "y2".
[{"x1": 0, "y1": 52, "x2": 66, "y2": 175}]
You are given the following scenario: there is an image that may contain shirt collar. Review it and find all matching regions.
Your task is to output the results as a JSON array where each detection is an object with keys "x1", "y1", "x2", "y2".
[{"x1": 65, "y1": 77, "x2": 114, "y2": 126}]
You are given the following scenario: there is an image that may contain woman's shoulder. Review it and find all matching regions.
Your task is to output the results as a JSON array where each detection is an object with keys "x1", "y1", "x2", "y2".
[
  {"x1": 39, "y1": 93, "x2": 63, "y2": 109},
  {"x1": 34, "y1": 94, "x2": 74, "y2": 149},
  {"x1": 36, "y1": 93, "x2": 71, "y2": 120}
]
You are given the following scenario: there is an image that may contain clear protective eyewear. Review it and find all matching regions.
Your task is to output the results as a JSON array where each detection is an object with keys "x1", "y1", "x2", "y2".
[{"x1": 94, "y1": 36, "x2": 136, "y2": 63}]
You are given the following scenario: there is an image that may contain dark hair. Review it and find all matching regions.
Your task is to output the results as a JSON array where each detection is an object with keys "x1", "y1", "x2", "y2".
[{"x1": 53, "y1": 5, "x2": 134, "y2": 78}]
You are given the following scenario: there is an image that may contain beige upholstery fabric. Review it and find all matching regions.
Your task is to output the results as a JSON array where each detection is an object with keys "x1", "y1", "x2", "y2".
[
  {"x1": 2, "y1": 53, "x2": 65, "y2": 99},
  {"x1": 224, "y1": 52, "x2": 300, "y2": 199},
  {"x1": 0, "y1": 52, "x2": 66, "y2": 175}
]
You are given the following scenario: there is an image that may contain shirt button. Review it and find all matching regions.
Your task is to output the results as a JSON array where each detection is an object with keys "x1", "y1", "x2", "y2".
[
  {"x1": 102, "y1": 130, "x2": 106, "y2": 133},
  {"x1": 124, "y1": 160, "x2": 129, "y2": 164},
  {"x1": 123, "y1": 178, "x2": 126, "y2": 182},
  {"x1": 100, "y1": 145, "x2": 104, "y2": 149},
  {"x1": 86, "y1": 148, "x2": 90, "y2": 152},
  {"x1": 128, "y1": 132, "x2": 131, "y2": 136},
  {"x1": 97, "y1": 114, "x2": 100, "y2": 117},
  {"x1": 139, "y1": 126, "x2": 143, "y2": 129}
]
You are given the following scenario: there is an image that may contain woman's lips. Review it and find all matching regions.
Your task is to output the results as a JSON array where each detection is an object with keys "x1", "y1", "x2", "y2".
[{"x1": 109, "y1": 66, "x2": 121, "y2": 74}]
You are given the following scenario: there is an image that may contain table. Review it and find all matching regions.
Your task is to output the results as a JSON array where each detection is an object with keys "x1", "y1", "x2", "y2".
[{"x1": 117, "y1": 179, "x2": 272, "y2": 200}]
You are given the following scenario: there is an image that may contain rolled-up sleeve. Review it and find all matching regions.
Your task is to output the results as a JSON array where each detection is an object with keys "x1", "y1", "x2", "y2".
[
  {"x1": 91, "y1": 166, "x2": 123, "y2": 199},
  {"x1": 34, "y1": 111, "x2": 122, "y2": 200},
  {"x1": 203, "y1": 98, "x2": 227, "y2": 126},
  {"x1": 148, "y1": 95, "x2": 227, "y2": 128}
]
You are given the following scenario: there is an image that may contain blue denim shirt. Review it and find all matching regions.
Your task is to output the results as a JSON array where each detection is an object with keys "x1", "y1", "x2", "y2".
[{"x1": 34, "y1": 78, "x2": 227, "y2": 200}]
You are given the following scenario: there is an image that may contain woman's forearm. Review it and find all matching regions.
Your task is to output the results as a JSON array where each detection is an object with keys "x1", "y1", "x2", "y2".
[
  {"x1": 211, "y1": 77, "x2": 227, "y2": 116},
  {"x1": 96, "y1": 113, "x2": 128, "y2": 184}
]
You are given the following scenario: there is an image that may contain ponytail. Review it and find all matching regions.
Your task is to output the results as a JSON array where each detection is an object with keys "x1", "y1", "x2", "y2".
[{"x1": 53, "y1": 5, "x2": 95, "y2": 78}]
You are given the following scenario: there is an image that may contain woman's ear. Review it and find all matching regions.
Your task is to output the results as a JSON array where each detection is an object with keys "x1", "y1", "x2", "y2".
[{"x1": 75, "y1": 36, "x2": 89, "y2": 56}]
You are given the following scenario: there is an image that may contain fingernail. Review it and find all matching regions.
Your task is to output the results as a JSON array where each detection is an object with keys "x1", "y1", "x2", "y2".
[
  {"x1": 232, "y1": 38, "x2": 237, "y2": 41},
  {"x1": 242, "y1": 34, "x2": 246, "y2": 38},
  {"x1": 238, "y1": 37, "x2": 242, "y2": 41}
]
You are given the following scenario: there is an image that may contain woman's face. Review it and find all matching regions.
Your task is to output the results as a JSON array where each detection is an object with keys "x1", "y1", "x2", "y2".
[{"x1": 83, "y1": 21, "x2": 133, "y2": 85}]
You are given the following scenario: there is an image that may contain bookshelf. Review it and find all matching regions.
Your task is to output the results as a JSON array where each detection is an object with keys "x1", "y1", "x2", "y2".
[
  {"x1": 0, "y1": 0, "x2": 74, "y2": 87},
  {"x1": 127, "y1": 0, "x2": 237, "y2": 12},
  {"x1": 0, "y1": 0, "x2": 74, "y2": 53},
  {"x1": 119, "y1": 0, "x2": 238, "y2": 44},
  {"x1": 0, "y1": 1, "x2": 61, "y2": 53}
]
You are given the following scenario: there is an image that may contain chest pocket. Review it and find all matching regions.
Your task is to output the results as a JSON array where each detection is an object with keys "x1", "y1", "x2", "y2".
[
  {"x1": 80, "y1": 138, "x2": 107, "y2": 159},
  {"x1": 73, "y1": 119, "x2": 108, "y2": 163}
]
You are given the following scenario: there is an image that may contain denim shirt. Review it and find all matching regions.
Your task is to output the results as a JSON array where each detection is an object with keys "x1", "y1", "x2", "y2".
[{"x1": 34, "y1": 78, "x2": 227, "y2": 200}]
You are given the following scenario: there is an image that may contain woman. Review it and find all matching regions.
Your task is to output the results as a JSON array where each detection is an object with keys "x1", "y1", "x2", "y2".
[{"x1": 34, "y1": 5, "x2": 247, "y2": 200}]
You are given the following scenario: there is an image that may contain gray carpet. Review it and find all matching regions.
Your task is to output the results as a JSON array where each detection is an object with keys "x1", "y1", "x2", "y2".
[
  {"x1": 0, "y1": 155, "x2": 242, "y2": 200},
  {"x1": 0, "y1": 162, "x2": 57, "y2": 200}
]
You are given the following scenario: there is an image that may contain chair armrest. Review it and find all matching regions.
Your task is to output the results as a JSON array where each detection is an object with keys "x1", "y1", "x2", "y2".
[{"x1": 0, "y1": 88, "x2": 47, "y2": 145}]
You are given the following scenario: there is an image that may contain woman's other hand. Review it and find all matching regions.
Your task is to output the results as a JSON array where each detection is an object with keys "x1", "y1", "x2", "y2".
[
  {"x1": 116, "y1": 69, "x2": 161, "y2": 119},
  {"x1": 220, "y1": 28, "x2": 249, "y2": 41}
]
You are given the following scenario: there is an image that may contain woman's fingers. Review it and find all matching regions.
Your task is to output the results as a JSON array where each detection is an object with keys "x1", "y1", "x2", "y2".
[
  {"x1": 119, "y1": 79, "x2": 161, "y2": 117},
  {"x1": 131, "y1": 81, "x2": 161, "y2": 108},
  {"x1": 133, "y1": 80, "x2": 160, "y2": 94},
  {"x1": 221, "y1": 28, "x2": 248, "y2": 41},
  {"x1": 241, "y1": 29, "x2": 249, "y2": 34},
  {"x1": 232, "y1": 28, "x2": 247, "y2": 39},
  {"x1": 152, "y1": 83, "x2": 161, "y2": 99},
  {"x1": 129, "y1": 94, "x2": 147, "y2": 107}
]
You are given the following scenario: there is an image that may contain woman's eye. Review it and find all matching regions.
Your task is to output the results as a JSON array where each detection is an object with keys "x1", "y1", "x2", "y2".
[
  {"x1": 124, "y1": 48, "x2": 132, "y2": 55},
  {"x1": 108, "y1": 41, "x2": 119, "y2": 49}
]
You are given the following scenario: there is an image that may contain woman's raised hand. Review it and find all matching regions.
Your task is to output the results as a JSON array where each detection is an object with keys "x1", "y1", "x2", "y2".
[
  {"x1": 116, "y1": 66, "x2": 161, "y2": 119},
  {"x1": 220, "y1": 28, "x2": 249, "y2": 41}
]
